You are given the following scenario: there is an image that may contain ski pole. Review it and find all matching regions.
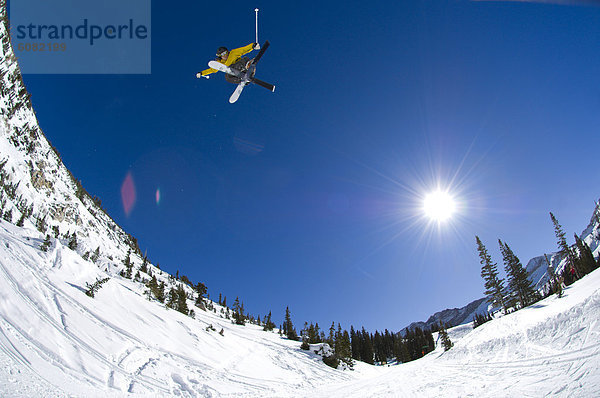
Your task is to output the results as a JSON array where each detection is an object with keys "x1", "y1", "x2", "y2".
[{"x1": 255, "y1": 8, "x2": 260, "y2": 49}]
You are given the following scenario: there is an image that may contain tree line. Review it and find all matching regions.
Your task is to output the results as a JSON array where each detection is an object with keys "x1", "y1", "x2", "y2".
[{"x1": 476, "y1": 209, "x2": 600, "y2": 327}]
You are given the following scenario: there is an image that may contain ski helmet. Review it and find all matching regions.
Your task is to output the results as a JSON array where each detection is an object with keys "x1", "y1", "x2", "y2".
[{"x1": 216, "y1": 47, "x2": 228, "y2": 58}]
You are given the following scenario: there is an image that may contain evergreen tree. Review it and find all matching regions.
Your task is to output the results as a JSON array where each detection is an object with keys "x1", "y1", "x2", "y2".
[
  {"x1": 140, "y1": 255, "x2": 148, "y2": 274},
  {"x1": 476, "y1": 236, "x2": 507, "y2": 314},
  {"x1": 232, "y1": 297, "x2": 245, "y2": 325},
  {"x1": 300, "y1": 322, "x2": 310, "y2": 350},
  {"x1": 327, "y1": 321, "x2": 335, "y2": 347},
  {"x1": 84, "y1": 277, "x2": 110, "y2": 298},
  {"x1": 166, "y1": 288, "x2": 177, "y2": 310},
  {"x1": 68, "y1": 232, "x2": 78, "y2": 250},
  {"x1": 574, "y1": 234, "x2": 597, "y2": 276},
  {"x1": 40, "y1": 234, "x2": 51, "y2": 252},
  {"x1": 473, "y1": 312, "x2": 492, "y2": 328},
  {"x1": 176, "y1": 284, "x2": 189, "y2": 315},
  {"x1": 438, "y1": 323, "x2": 453, "y2": 351},
  {"x1": 550, "y1": 212, "x2": 578, "y2": 276},
  {"x1": 263, "y1": 311, "x2": 275, "y2": 331},
  {"x1": 123, "y1": 249, "x2": 132, "y2": 279},
  {"x1": 195, "y1": 282, "x2": 207, "y2": 300},
  {"x1": 156, "y1": 281, "x2": 166, "y2": 303},
  {"x1": 360, "y1": 327, "x2": 374, "y2": 364},
  {"x1": 283, "y1": 306, "x2": 298, "y2": 341},
  {"x1": 16, "y1": 211, "x2": 25, "y2": 227},
  {"x1": 3, "y1": 208, "x2": 12, "y2": 222},
  {"x1": 91, "y1": 246, "x2": 100, "y2": 263},
  {"x1": 350, "y1": 326, "x2": 360, "y2": 361},
  {"x1": 35, "y1": 214, "x2": 45, "y2": 232},
  {"x1": 334, "y1": 325, "x2": 353, "y2": 368},
  {"x1": 499, "y1": 240, "x2": 538, "y2": 309}
]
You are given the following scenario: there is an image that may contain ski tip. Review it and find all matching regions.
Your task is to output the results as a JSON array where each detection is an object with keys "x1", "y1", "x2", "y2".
[{"x1": 272, "y1": 86, "x2": 276, "y2": 92}]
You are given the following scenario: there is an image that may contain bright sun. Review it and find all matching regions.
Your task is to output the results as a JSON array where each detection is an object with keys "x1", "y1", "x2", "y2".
[{"x1": 423, "y1": 190, "x2": 456, "y2": 222}]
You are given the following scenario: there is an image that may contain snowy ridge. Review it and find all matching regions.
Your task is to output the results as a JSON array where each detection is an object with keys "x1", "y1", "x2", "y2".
[
  {"x1": 0, "y1": 2, "x2": 183, "y2": 309},
  {"x1": 0, "y1": 6, "x2": 145, "y2": 280},
  {"x1": 402, "y1": 297, "x2": 487, "y2": 334}
]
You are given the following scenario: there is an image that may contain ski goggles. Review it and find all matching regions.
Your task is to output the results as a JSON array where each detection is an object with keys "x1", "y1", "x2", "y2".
[{"x1": 217, "y1": 50, "x2": 228, "y2": 58}]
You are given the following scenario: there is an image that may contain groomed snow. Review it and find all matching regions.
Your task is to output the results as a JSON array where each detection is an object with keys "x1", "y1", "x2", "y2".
[{"x1": 1, "y1": 219, "x2": 599, "y2": 397}]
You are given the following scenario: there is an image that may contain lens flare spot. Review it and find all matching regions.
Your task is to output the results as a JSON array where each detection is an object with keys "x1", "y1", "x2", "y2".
[
  {"x1": 120, "y1": 172, "x2": 136, "y2": 216},
  {"x1": 155, "y1": 188, "x2": 161, "y2": 205}
]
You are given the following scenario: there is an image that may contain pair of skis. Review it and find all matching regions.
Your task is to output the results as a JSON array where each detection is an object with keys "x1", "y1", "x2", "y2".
[{"x1": 208, "y1": 41, "x2": 275, "y2": 103}]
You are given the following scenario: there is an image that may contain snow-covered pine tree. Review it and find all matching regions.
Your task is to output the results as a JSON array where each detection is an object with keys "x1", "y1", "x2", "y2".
[
  {"x1": 91, "y1": 246, "x2": 100, "y2": 263},
  {"x1": 68, "y1": 232, "x2": 78, "y2": 250},
  {"x1": 16, "y1": 211, "x2": 24, "y2": 226},
  {"x1": 40, "y1": 234, "x2": 51, "y2": 252},
  {"x1": 476, "y1": 236, "x2": 507, "y2": 314},
  {"x1": 438, "y1": 323, "x2": 453, "y2": 351}
]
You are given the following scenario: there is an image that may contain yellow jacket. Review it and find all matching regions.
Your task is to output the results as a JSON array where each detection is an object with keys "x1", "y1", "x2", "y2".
[{"x1": 200, "y1": 43, "x2": 256, "y2": 77}]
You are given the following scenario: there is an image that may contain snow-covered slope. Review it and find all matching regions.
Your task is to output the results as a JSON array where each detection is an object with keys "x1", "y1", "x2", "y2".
[
  {"x1": 0, "y1": 220, "x2": 353, "y2": 397},
  {"x1": 309, "y1": 266, "x2": 600, "y2": 397},
  {"x1": 2, "y1": 217, "x2": 600, "y2": 397}
]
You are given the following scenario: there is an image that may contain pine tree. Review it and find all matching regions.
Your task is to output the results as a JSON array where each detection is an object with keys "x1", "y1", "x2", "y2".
[
  {"x1": 283, "y1": 306, "x2": 298, "y2": 341},
  {"x1": 156, "y1": 281, "x2": 166, "y2": 303},
  {"x1": 360, "y1": 327, "x2": 374, "y2": 364},
  {"x1": 91, "y1": 246, "x2": 100, "y2": 263},
  {"x1": 35, "y1": 214, "x2": 45, "y2": 232},
  {"x1": 176, "y1": 284, "x2": 189, "y2": 315},
  {"x1": 499, "y1": 240, "x2": 538, "y2": 309},
  {"x1": 476, "y1": 236, "x2": 507, "y2": 314},
  {"x1": 438, "y1": 323, "x2": 453, "y2": 351},
  {"x1": 3, "y1": 208, "x2": 12, "y2": 222},
  {"x1": 574, "y1": 234, "x2": 597, "y2": 276},
  {"x1": 327, "y1": 321, "x2": 335, "y2": 347},
  {"x1": 16, "y1": 211, "x2": 25, "y2": 226},
  {"x1": 232, "y1": 297, "x2": 244, "y2": 325},
  {"x1": 550, "y1": 212, "x2": 578, "y2": 276},
  {"x1": 68, "y1": 232, "x2": 78, "y2": 250},
  {"x1": 350, "y1": 326, "x2": 360, "y2": 361},
  {"x1": 166, "y1": 288, "x2": 177, "y2": 310},
  {"x1": 263, "y1": 311, "x2": 275, "y2": 331},
  {"x1": 123, "y1": 249, "x2": 132, "y2": 279},
  {"x1": 40, "y1": 234, "x2": 51, "y2": 252},
  {"x1": 140, "y1": 255, "x2": 148, "y2": 274}
]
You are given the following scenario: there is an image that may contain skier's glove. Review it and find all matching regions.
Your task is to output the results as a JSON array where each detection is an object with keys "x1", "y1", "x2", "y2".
[{"x1": 196, "y1": 73, "x2": 209, "y2": 79}]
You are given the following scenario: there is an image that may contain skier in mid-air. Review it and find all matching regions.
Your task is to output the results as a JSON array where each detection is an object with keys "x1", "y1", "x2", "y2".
[{"x1": 196, "y1": 43, "x2": 259, "y2": 84}]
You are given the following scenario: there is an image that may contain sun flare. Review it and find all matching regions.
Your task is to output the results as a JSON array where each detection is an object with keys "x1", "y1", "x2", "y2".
[{"x1": 423, "y1": 190, "x2": 456, "y2": 222}]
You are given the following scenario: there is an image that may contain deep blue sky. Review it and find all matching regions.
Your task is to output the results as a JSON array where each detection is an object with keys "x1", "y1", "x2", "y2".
[{"x1": 16, "y1": 0, "x2": 600, "y2": 332}]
